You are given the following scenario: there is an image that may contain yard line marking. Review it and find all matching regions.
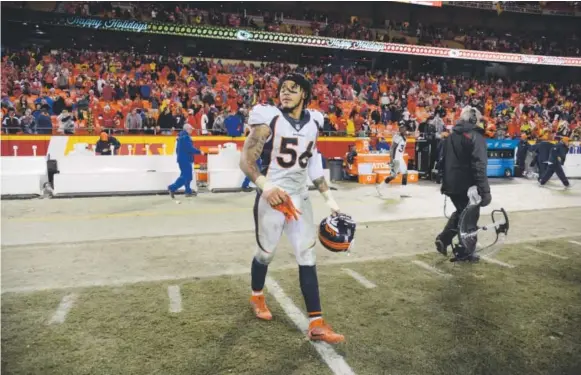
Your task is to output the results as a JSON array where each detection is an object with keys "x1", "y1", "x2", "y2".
[
  {"x1": 167, "y1": 285, "x2": 182, "y2": 313},
  {"x1": 265, "y1": 277, "x2": 356, "y2": 375},
  {"x1": 524, "y1": 245, "x2": 568, "y2": 260},
  {"x1": 8, "y1": 232, "x2": 581, "y2": 294},
  {"x1": 568, "y1": 240, "x2": 581, "y2": 247},
  {"x1": 411, "y1": 260, "x2": 452, "y2": 278},
  {"x1": 480, "y1": 256, "x2": 515, "y2": 268},
  {"x1": 342, "y1": 268, "x2": 377, "y2": 288},
  {"x1": 48, "y1": 293, "x2": 77, "y2": 325}
]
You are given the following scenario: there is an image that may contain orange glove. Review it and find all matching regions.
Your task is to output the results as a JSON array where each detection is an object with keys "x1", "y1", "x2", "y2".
[{"x1": 273, "y1": 196, "x2": 302, "y2": 222}]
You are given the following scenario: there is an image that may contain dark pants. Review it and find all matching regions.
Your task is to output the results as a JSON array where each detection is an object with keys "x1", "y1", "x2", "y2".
[
  {"x1": 537, "y1": 162, "x2": 547, "y2": 181},
  {"x1": 540, "y1": 163, "x2": 569, "y2": 186},
  {"x1": 169, "y1": 161, "x2": 194, "y2": 194},
  {"x1": 439, "y1": 193, "x2": 480, "y2": 252}
]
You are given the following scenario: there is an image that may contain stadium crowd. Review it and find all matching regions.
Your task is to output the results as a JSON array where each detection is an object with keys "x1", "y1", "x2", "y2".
[{"x1": 1, "y1": 47, "x2": 580, "y2": 142}]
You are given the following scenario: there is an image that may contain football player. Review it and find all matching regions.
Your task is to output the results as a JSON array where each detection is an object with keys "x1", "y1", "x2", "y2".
[
  {"x1": 239, "y1": 73, "x2": 345, "y2": 344},
  {"x1": 376, "y1": 123, "x2": 409, "y2": 196}
]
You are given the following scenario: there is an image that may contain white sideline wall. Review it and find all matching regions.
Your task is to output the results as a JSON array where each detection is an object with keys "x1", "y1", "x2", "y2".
[
  {"x1": 53, "y1": 155, "x2": 182, "y2": 195},
  {"x1": 0, "y1": 156, "x2": 49, "y2": 195},
  {"x1": 49, "y1": 143, "x2": 331, "y2": 195},
  {"x1": 564, "y1": 154, "x2": 581, "y2": 178}
]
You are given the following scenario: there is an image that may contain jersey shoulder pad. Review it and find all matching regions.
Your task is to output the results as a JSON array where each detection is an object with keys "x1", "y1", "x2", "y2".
[
  {"x1": 247, "y1": 104, "x2": 280, "y2": 126},
  {"x1": 307, "y1": 109, "x2": 325, "y2": 129}
]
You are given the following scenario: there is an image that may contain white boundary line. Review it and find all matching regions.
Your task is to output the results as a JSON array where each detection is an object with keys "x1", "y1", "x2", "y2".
[
  {"x1": 1, "y1": 251, "x2": 428, "y2": 294},
  {"x1": 167, "y1": 285, "x2": 182, "y2": 313},
  {"x1": 480, "y1": 256, "x2": 515, "y2": 268},
  {"x1": 411, "y1": 260, "x2": 452, "y2": 278},
  {"x1": 265, "y1": 277, "x2": 356, "y2": 375},
  {"x1": 568, "y1": 240, "x2": 581, "y2": 247},
  {"x1": 48, "y1": 293, "x2": 77, "y2": 325},
  {"x1": 3, "y1": 233, "x2": 580, "y2": 294},
  {"x1": 523, "y1": 245, "x2": 568, "y2": 260},
  {"x1": 342, "y1": 268, "x2": 377, "y2": 289}
]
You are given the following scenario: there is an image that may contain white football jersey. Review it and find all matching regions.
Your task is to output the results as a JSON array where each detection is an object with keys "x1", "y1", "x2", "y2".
[
  {"x1": 247, "y1": 104, "x2": 323, "y2": 195},
  {"x1": 391, "y1": 133, "x2": 407, "y2": 161}
]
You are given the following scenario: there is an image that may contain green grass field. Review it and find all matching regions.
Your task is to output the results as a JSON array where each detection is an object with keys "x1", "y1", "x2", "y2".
[{"x1": 2, "y1": 238, "x2": 581, "y2": 375}]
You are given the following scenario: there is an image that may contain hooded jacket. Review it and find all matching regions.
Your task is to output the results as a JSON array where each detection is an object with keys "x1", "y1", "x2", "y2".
[
  {"x1": 441, "y1": 120, "x2": 490, "y2": 195},
  {"x1": 176, "y1": 130, "x2": 201, "y2": 164}
]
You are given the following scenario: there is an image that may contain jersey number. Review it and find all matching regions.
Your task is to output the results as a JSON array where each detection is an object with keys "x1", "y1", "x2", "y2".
[{"x1": 277, "y1": 137, "x2": 314, "y2": 169}]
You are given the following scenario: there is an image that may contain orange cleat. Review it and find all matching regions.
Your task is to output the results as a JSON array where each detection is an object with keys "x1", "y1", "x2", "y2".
[
  {"x1": 250, "y1": 294, "x2": 273, "y2": 321},
  {"x1": 307, "y1": 319, "x2": 345, "y2": 344}
]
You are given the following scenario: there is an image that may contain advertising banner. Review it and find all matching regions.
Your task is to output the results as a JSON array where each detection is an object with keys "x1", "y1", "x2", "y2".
[{"x1": 40, "y1": 14, "x2": 581, "y2": 67}]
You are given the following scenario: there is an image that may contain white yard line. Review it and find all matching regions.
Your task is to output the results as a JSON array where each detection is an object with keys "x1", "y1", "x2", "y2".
[
  {"x1": 5, "y1": 233, "x2": 580, "y2": 294},
  {"x1": 480, "y1": 256, "x2": 515, "y2": 268},
  {"x1": 342, "y1": 268, "x2": 377, "y2": 289},
  {"x1": 167, "y1": 285, "x2": 182, "y2": 313},
  {"x1": 523, "y1": 245, "x2": 568, "y2": 260},
  {"x1": 568, "y1": 240, "x2": 581, "y2": 247},
  {"x1": 0, "y1": 251, "x2": 429, "y2": 294},
  {"x1": 48, "y1": 293, "x2": 77, "y2": 325},
  {"x1": 411, "y1": 260, "x2": 452, "y2": 278},
  {"x1": 265, "y1": 277, "x2": 356, "y2": 375}
]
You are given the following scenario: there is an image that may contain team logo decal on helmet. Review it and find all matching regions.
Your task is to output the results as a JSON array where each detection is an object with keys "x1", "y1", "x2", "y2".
[{"x1": 318, "y1": 213, "x2": 356, "y2": 252}]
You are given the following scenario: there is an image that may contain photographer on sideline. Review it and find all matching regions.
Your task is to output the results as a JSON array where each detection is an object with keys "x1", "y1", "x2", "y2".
[{"x1": 435, "y1": 106, "x2": 491, "y2": 262}]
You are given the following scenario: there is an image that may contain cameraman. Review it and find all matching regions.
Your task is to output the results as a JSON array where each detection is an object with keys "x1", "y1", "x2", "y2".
[{"x1": 435, "y1": 106, "x2": 491, "y2": 262}]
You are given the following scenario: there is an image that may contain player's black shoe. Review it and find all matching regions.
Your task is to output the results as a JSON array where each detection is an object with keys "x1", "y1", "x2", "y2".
[
  {"x1": 450, "y1": 244, "x2": 480, "y2": 263},
  {"x1": 434, "y1": 236, "x2": 448, "y2": 256},
  {"x1": 168, "y1": 189, "x2": 175, "y2": 199}
]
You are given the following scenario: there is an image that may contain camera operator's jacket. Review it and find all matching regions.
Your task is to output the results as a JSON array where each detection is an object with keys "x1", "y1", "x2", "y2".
[{"x1": 440, "y1": 120, "x2": 490, "y2": 196}]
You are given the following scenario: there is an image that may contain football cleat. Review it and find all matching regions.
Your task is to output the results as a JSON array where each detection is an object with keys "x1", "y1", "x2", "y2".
[
  {"x1": 318, "y1": 213, "x2": 356, "y2": 252},
  {"x1": 307, "y1": 319, "x2": 345, "y2": 344},
  {"x1": 250, "y1": 294, "x2": 273, "y2": 321}
]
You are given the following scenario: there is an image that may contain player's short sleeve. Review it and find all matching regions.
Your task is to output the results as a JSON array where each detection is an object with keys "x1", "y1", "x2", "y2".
[
  {"x1": 247, "y1": 104, "x2": 279, "y2": 126},
  {"x1": 309, "y1": 110, "x2": 325, "y2": 130}
]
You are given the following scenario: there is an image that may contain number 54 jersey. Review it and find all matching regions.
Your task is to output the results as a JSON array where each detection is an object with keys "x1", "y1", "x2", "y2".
[{"x1": 247, "y1": 104, "x2": 323, "y2": 196}]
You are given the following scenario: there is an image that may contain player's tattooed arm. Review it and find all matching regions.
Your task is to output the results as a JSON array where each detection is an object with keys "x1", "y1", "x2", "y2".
[
  {"x1": 240, "y1": 124, "x2": 271, "y2": 182},
  {"x1": 312, "y1": 176, "x2": 330, "y2": 193}
]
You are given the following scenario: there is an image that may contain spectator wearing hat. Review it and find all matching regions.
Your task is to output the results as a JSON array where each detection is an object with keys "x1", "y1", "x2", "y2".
[{"x1": 95, "y1": 132, "x2": 121, "y2": 155}]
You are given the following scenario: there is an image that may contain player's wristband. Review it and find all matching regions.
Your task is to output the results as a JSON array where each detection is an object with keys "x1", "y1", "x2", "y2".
[
  {"x1": 322, "y1": 190, "x2": 340, "y2": 212},
  {"x1": 255, "y1": 176, "x2": 275, "y2": 192}
]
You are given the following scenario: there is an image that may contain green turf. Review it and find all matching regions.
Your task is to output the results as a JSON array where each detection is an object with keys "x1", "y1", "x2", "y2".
[
  {"x1": 1, "y1": 277, "x2": 331, "y2": 375},
  {"x1": 2, "y1": 239, "x2": 581, "y2": 375}
]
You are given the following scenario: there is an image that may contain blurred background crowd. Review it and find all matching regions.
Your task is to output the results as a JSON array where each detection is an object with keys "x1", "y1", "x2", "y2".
[{"x1": 1, "y1": 1, "x2": 580, "y2": 142}]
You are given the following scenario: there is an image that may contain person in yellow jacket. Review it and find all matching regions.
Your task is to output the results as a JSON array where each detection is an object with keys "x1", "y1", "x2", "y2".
[{"x1": 346, "y1": 117, "x2": 356, "y2": 137}]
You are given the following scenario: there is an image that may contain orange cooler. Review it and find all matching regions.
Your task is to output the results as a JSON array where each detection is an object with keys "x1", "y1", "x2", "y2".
[{"x1": 358, "y1": 173, "x2": 376, "y2": 184}]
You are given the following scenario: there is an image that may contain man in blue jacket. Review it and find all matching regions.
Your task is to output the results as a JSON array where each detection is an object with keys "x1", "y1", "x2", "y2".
[{"x1": 168, "y1": 124, "x2": 204, "y2": 198}]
